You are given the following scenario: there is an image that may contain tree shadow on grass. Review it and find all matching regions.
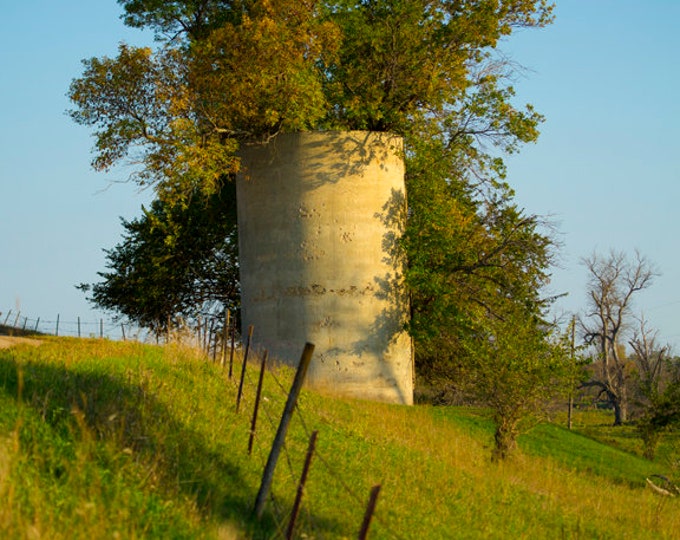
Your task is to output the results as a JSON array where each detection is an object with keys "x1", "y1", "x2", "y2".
[
  {"x1": 0, "y1": 350, "x2": 281, "y2": 536},
  {"x1": 0, "y1": 347, "x2": 352, "y2": 538}
]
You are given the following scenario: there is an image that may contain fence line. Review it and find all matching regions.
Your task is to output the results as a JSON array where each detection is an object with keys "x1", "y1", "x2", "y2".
[
  {"x1": 0, "y1": 308, "x2": 233, "y2": 348},
  {"x1": 1, "y1": 306, "x2": 402, "y2": 538},
  {"x1": 0, "y1": 309, "x2": 147, "y2": 342},
  {"x1": 234, "y1": 335, "x2": 404, "y2": 539}
]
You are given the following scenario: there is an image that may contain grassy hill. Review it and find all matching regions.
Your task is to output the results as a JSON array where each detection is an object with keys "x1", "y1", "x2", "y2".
[{"x1": 0, "y1": 338, "x2": 678, "y2": 538}]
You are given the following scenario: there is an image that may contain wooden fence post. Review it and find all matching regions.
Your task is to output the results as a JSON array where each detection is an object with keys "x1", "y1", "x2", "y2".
[
  {"x1": 78, "y1": 316, "x2": 81, "y2": 338},
  {"x1": 254, "y1": 342, "x2": 315, "y2": 519},
  {"x1": 248, "y1": 350, "x2": 268, "y2": 455},
  {"x1": 358, "y1": 485, "x2": 382, "y2": 540},
  {"x1": 228, "y1": 316, "x2": 236, "y2": 379},
  {"x1": 286, "y1": 430, "x2": 319, "y2": 540},
  {"x1": 100, "y1": 319, "x2": 103, "y2": 338},
  {"x1": 121, "y1": 323, "x2": 126, "y2": 341},
  {"x1": 55, "y1": 314, "x2": 60, "y2": 336},
  {"x1": 236, "y1": 325, "x2": 254, "y2": 413},
  {"x1": 221, "y1": 310, "x2": 230, "y2": 368},
  {"x1": 13, "y1": 311, "x2": 20, "y2": 328},
  {"x1": 212, "y1": 331, "x2": 219, "y2": 362},
  {"x1": 568, "y1": 316, "x2": 576, "y2": 431},
  {"x1": 203, "y1": 317, "x2": 215, "y2": 354},
  {"x1": 3, "y1": 310, "x2": 11, "y2": 325},
  {"x1": 34, "y1": 317, "x2": 40, "y2": 332}
]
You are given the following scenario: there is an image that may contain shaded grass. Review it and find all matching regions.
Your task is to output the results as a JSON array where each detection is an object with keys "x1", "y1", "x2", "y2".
[
  {"x1": 0, "y1": 338, "x2": 679, "y2": 538},
  {"x1": 0, "y1": 339, "x2": 270, "y2": 538}
]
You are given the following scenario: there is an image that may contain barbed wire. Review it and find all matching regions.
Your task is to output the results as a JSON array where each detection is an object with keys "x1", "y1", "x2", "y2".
[
  {"x1": 291, "y1": 396, "x2": 407, "y2": 540},
  {"x1": 230, "y1": 341, "x2": 404, "y2": 540},
  {"x1": 0, "y1": 309, "x2": 144, "y2": 341},
  {"x1": 3, "y1": 308, "x2": 403, "y2": 538},
  {"x1": 0, "y1": 308, "x2": 233, "y2": 345}
]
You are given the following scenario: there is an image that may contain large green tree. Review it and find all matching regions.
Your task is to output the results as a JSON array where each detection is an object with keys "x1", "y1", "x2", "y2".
[
  {"x1": 79, "y1": 184, "x2": 239, "y2": 337},
  {"x1": 402, "y1": 133, "x2": 556, "y2": 385},
  {"x1": 71, "y1": 0, "x2": 560, "y2": 434},
  {"x1": 70, "y1": 0, "x2": 551, "y2": 195}
]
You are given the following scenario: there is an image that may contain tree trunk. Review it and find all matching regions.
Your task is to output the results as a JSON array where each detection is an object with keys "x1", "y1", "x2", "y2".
[
  {"x1": 567, "y1": 393, "x2": 574, "y2": 430},
  {"x1": 493, "y1": 418, "x2": 519, "y2": 461},
  {"x1": 641, "y1": 426, "x2": 661, "y2": 460},
  {"x1": 612, "y1": 397, "x2": 628, "y2": 426}
]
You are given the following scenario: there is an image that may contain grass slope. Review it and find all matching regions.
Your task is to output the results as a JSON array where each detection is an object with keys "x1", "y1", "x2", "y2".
[{"x1": 0, "y1": 338, "x2": 678, "y2": 538}]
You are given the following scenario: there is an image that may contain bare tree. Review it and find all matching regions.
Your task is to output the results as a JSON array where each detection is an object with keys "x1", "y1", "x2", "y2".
[
  {"x1": 629, "y1": 317, "x2": 675, "y2": 458},
  {"x1": 580, "y1": 250, "x2": 658, "y2": 425},
  {"x1": 629, "y1": 317, "x2": 670, "y2": 400}
]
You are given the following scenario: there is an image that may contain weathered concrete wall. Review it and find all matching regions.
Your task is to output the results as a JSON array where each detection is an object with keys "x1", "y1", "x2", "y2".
[{"x1": 236, "y1": 131, "x2": 413, "y2": 404}]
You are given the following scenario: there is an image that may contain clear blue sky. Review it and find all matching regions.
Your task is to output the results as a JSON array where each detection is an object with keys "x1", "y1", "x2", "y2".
[{"x1": 1, "y1": 1, "x2": 679, "y2": 345}]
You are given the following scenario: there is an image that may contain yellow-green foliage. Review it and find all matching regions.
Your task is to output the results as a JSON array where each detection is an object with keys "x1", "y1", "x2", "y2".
[{"x1": 0, "y1": 338, "x2": 678, "y2": 539}]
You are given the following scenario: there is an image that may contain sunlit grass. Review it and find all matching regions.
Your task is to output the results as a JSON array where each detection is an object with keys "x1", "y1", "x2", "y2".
[{"x1": 0, "y1": 338, "x2": 678, "y2": 538}]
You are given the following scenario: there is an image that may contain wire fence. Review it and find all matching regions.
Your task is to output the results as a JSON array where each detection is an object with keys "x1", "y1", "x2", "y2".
[
  {"x1": 0, "y1": 309, "x2": 145, "y2": 342},
  {"x1": 0, "y1": 308, "x2": 232, "y2": 348},
  {"x1": 1, "y1": 307, "x2": 404, "y2": 537},
  {"x1": 229, "y1": 330, "x2": 406, "y2": 539}
]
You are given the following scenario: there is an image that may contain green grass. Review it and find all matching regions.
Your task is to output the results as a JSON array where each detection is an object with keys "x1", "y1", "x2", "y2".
[
  {"x1": 559, "y1": 409, "x2": 680, "y2": 466},
  {"x1": 1, "y1": 338, "x2": 679, "y2": 538}
]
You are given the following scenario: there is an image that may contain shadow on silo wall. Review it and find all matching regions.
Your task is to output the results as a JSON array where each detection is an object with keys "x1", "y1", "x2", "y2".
[{"x1": 236, "y1": 131, "x2": 413, "y2": 404}]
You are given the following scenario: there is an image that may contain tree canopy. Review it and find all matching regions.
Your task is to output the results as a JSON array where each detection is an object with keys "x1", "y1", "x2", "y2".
[
  {"x1": 78, "y1": 184, "x2": 239, "y2": 336},
  {"x1": 70, "y1": 0, "x2": 552, "y2": 197},
  {"x1": 72, "y1": 0, "x2": 561, "y2": 449}
]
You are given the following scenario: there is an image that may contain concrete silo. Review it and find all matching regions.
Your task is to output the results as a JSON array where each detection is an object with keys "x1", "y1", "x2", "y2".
[{"x1": 236, "y1": 131, "x2": 413, "y2": 404}]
